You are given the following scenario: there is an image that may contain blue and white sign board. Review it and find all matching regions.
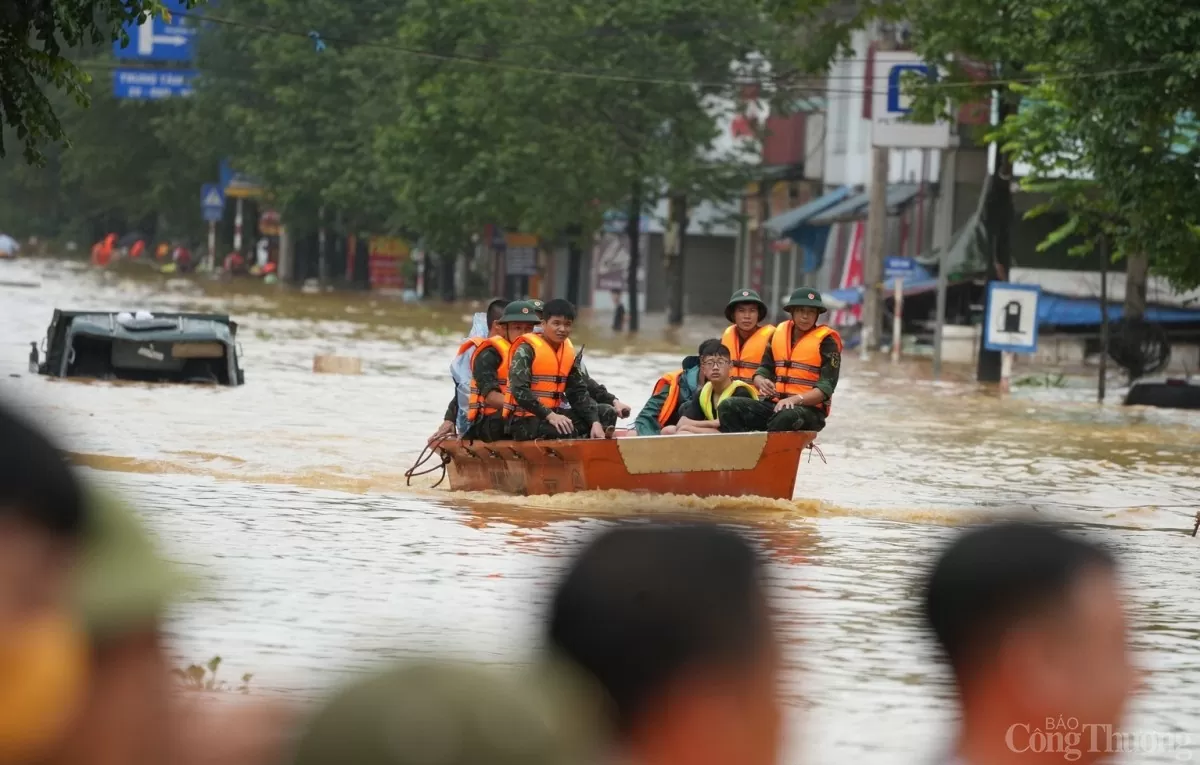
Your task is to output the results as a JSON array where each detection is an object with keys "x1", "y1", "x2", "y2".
[
  {"x1": 871, "y1": 51, "x2": 952, "y2": 149},
  {"x1": 884, "y1": 255, "x2": 917, "y2": 279},
  {"x1": 112, "y1": 69, "x2": 195, "y2": 100},
  {"x1": 984, "y1": 282, "x2": 1041, "y2": 354},
  {"x1": 201, "y1": 184, "x2": 225, "y2": 223},
  {"x1": 112, "y1": 0, "x2": 197, "y2": 62},
  {"x1": 219, "y1": 158, "x2": 264, "y2": 199}
]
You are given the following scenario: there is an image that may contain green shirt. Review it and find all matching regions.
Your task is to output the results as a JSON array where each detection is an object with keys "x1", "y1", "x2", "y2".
[
  {"x1": 508, "y1": 342, "x2": 599, "y2": 424},
  {"x1": 754, "y1": 329, "x2": 840, "y2": 400}
]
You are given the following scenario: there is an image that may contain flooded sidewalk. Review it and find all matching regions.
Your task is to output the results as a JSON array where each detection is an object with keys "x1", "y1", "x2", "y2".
[{"x1": 2, "y1": 256, "x2": 1199, "y2": 764}]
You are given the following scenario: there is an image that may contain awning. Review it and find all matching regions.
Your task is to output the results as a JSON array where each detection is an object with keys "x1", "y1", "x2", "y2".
[
  {"x1": 1039, "y1": 295, "x2": 1200, "y2": 326},
  {"x1": 808, "y1": 184, "x2": 923, "y2": 226},
  {"x1": 763, "y1": 186, "x2": 851, "y2": 238},
  {"x1": 825, "y1": 273, "x2": 943, "y2": 309}
]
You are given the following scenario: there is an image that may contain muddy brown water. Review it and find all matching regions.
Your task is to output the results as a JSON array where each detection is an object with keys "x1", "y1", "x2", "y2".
[{"x1": 3, "y1": 257, "x2": 1199, "y2": 764}]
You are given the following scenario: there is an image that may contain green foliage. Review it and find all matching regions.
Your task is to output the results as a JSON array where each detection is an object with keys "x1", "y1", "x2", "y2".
[
  {"x1": 0, "y1": 0, "x2": 189, "y2": 163},
  {"x1": 880, "y1": 0, "x2": 1200, "y2": 289}
]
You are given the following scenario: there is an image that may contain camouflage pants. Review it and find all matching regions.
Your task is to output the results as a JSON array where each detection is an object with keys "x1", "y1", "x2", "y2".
[
  {"x1": 715, "y1": 398, "x2": 827, "y2": 433},
  {"x1": 507, "y1": 404, "x2": 618, "y2": 441},
  {"x1": 462, "y1": 414, "x2": 507, "y2": 443}
]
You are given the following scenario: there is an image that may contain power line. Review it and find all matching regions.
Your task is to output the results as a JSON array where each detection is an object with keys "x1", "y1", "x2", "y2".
[{"x1": 171, "y1": 11, "x2": 1180, "y2": 92}]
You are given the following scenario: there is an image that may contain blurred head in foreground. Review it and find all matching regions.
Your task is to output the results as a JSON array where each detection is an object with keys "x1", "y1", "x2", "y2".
[
  {"x1": 0, "y1": 402, "x2": 88, "y2": 764},
  {"x1": 291, "y1": 660, "x2": 605, "y2": 765},
  {"x1": 547, "y1": 522, "x2": 782, "y2": 765},
  {"x1": 50, "y1": 490, "x2": 197, "y2": 765},
  {"x1": 924, "y1": 522, "x2": 1133, "y2": 765}
]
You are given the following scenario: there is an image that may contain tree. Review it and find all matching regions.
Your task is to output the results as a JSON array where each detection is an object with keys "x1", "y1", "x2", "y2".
[{"x1": 0, "y1": 0, "x2": 184, "y2": 163}]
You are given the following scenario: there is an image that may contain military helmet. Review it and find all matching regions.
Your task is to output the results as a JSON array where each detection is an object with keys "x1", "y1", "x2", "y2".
[
  {"x1": 498, "y1": 300, "x2": 538, "y2": 324},
  {"x1": 724, "y1": 288, "x2": 768, "y2": 323},
  {"x1": 782, "y1": 287, "x2": 828, "y2": 314}
]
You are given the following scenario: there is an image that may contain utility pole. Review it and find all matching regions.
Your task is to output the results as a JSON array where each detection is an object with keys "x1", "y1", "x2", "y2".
[
  {"x1": 1098, "y1": 235, "x2": 1109, "y2": 403},
  {"x1": 862, "y1": 145, "x2": 889, "y2": 354},
  {"x1": 976, "y1": 86, "x2": 1015, "y2": 382},
  {"x1": 317, "y1": 205, "x2": 328, "y2": 289},
  {"x1": 932, "y1": 147, "x2": 957, "y2": 379}
]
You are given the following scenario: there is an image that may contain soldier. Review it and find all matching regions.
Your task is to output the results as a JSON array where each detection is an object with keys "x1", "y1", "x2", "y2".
[
  {"x1": 461, "y1": 301, "x2": 538, "y2": 442},
  {"x1": 430, "y1": 299, "x2": 508, "y2": 445},
  {"x1": 291, "y1": 659, "x2": 605, "y2": 765},
  {"x1": 721, "y1": 288, "x2": 775, "y2": 381},
  {"x1": 719, "y1": 288, "x2": 842, "y2": 433},
  {"x1": 529, "y1": 298, "x2": 630, "y2": 418},
  {"x1": 505, "y1": 299, "x2": 617, "y2": 440}
]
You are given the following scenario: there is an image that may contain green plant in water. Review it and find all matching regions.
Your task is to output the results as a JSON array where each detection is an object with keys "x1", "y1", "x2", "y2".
[
  {"x1": 1013, "y1": 373, "x2": 1067, "y2": 388},
  {"x1": 172, "y1": 655, "x2": 254, "y2": 694}
]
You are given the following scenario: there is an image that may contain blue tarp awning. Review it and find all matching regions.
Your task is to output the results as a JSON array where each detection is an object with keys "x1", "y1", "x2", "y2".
[
  {"x1": 809, "y1": 184, "x2": 923, "y2": 226},
  {"x1": 1039, "y1": 295, "x2": 1200, "y2": 326},
  {"x1": 763, "y1": 186, "x2": 851, "y2": 238},
  {"x1": 827, "y1": 272, "x2": 940, "y2": 307}
]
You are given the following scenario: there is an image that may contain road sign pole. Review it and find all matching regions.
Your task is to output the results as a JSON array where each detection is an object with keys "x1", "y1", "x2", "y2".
[
  {"x1": 207, "y1": 221, "x2": 216, "y2": 271},
  {"x1": 234, "y1": 198, "x2": 244, "y2": 254},
  {"x1": 892, "y1": 277, "x2": 903, "y2": 363},
  {"x1": 1000, "y1": 351, "x2": 1013, "y2": 394}
]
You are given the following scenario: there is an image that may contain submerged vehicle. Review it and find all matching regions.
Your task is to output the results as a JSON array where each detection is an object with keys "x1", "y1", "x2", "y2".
[
  {"x1": 436, "y1": 430, "x2": 817, "y2": 500},
  {"x1": 31, "y1": 310, "x2": 245, "y2": 386},
  {"x1": 1123, "y1": 377, "x2": 1200, "y2": 410}
]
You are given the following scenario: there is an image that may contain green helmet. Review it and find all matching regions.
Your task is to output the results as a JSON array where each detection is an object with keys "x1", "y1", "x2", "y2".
[
  {"x1": 498, "y1": 300, "x2": 539, "y2": 324},
  {"x1": 724, "y1": 288, "x2": 768, "y2": 323},
  {"x1": 782, "y1": 287, "x2": 828, "y2": 314},
  {"x1": 527, "y1": 298, "x2": 545, "y2": 317}
]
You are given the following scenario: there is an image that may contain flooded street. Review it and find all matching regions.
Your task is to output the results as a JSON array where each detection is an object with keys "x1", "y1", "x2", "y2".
[{"x1": 3, "y1": 257, "x2": 1199, "y2": 764}]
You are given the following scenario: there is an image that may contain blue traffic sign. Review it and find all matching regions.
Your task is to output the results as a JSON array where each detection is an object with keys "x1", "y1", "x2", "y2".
[
  {"x1": 113, "y1": 0, "x2": 197, "y2": 62},
  {"x1": 112, "y1": 69, "x2": 195, "y2": 100},
  {"x1": 201, "y1": 184, "x2": 225, "y2": 223},
  {"x1": 983, "y1": 282, "x2": 1042, "y2": 354},
  {"x1": 884, "y1": 256, "x2": 917, "y2": 279},
  {"x1": 219, "y1": 158, "x2": 264, "y2": 198}
]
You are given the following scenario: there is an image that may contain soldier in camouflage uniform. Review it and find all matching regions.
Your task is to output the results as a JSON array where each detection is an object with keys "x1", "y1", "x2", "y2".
[
  {"x1": 507, "y1": 299, "x2": 618, "y2": 440},
  {"x1": 528, "y1": 298, "x2": 630, "y2": 417},
  {"x1": 718, "y1": 288, "x2": 841, "y2": 433},
  {"x1": 460, "y1": 301, "x2": 538, "y2": 442}
]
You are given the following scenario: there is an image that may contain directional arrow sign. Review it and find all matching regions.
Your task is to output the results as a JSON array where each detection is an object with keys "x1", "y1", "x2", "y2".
[
  {"x1": 113, "y1": 0, "x2": 197, "y2": 62},
  {"x1": 201, "y1": 184, "x2": 225, "y2": 223}
]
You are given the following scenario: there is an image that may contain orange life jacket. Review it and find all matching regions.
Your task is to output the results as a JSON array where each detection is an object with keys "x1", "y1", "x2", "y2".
[
  {"x1": 503, "y1": 334, "x2": 577, "y2": 418},
  {"x1": 721, "y1": 324, "x2": 775, "y2": 380},
  {"x1": 652, "y1": 370, "x2": 684, "y2": 427},
  {"x1": 770, "y1": 321, "x2": 843, "y2": 414},
  {"x1": 466, "y1": 337, "x2": 511, "y2": 422}
]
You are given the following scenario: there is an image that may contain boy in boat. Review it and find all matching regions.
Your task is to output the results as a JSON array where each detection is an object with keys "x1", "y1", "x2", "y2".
[
  {"x1": 460, "y1": 301, "x2": 539, "y2": 442},
  {"x1": 505, "y1": 299, "x2": 616, "y2": 440},
  {"x1": 721, "y1": 288, "x2": 842, "y2": 433},
  {"x1": 628, "y1": 352, "x2": 702, "y2": 436},
  {"x1": 721, "y1": 288, "x2": 775, "y2": 381},
  {"x1": 528, "y1": 298, "x2": 631, "y2": 419},
  {"x1": 429, "y1": 299, "x2": 508, "y2": 445},
  {"x1": 662, "y1": 339, "x2": 758, "y2": 434}
]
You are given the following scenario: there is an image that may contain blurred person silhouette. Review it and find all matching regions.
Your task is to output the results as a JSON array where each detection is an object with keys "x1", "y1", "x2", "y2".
[
  {"x1": 546, "y1": 521, "x2": 784, "y2": 765},
  {"x1": 291, "y1": 659, "x2": 606, "y2": 765},
  {"x1": 49, "y1": 490, "x2": 293, "y2": 765},
  {"x1": 923, "y1": 522, "x2": 1134, "y2": 765},
  {"x1": 0, "y1": 402, "x2": 89, "y2": 764}
]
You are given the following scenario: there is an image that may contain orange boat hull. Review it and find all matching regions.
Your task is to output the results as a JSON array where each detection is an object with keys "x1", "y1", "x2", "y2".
[{"x1": 440, "y1": 431, "x2": 815, "y2": 500}]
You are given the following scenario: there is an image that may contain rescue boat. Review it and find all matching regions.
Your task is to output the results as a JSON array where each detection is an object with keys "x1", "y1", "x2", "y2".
[{"x1": 438, "y1": 431, "x2": 817, "y2": 500}]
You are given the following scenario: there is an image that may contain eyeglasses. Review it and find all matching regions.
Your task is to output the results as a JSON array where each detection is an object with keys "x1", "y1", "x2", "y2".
[{"x1": 700, "y1": 359, "x2": 730, "y2": 370}]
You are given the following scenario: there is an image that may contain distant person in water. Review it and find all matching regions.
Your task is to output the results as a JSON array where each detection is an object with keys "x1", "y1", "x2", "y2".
[{"x1": 663, "y1": 339, "x2": 758, "y2": 435}]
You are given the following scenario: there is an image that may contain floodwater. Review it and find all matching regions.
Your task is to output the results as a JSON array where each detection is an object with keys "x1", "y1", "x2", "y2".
[{"x1": 3, "y1": 257, "x2": 1199, "y2": 764}]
